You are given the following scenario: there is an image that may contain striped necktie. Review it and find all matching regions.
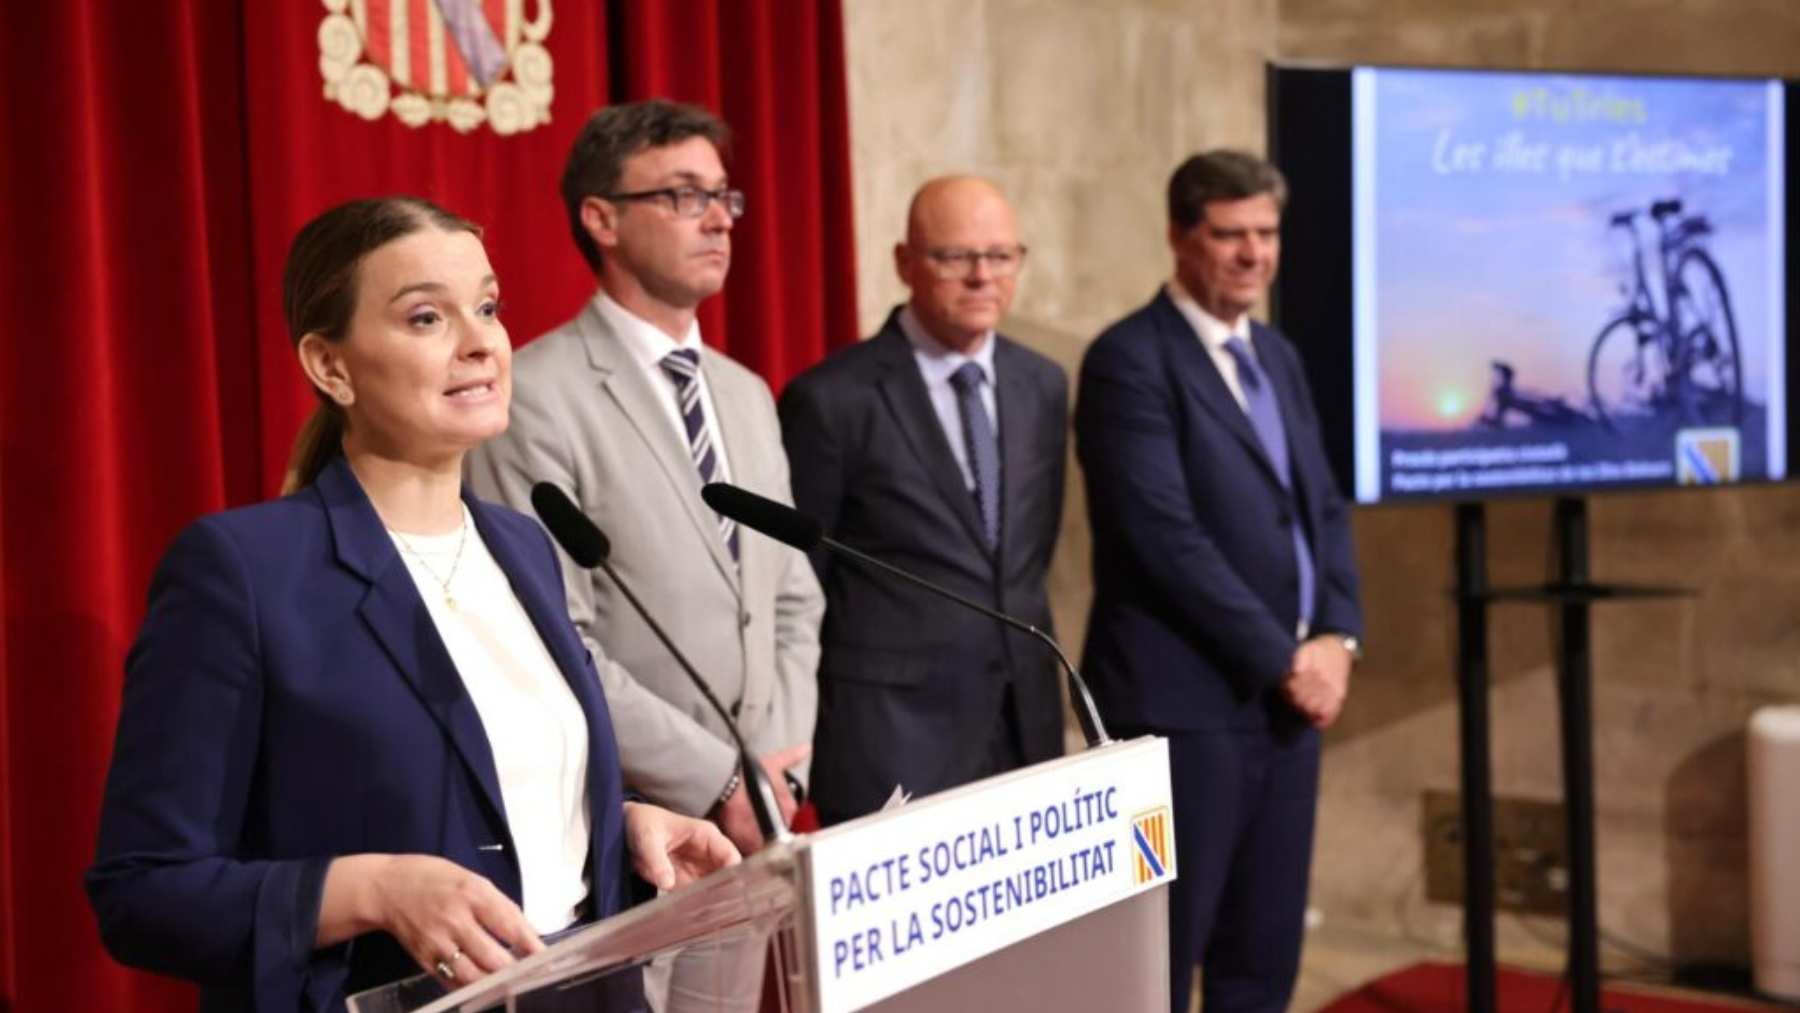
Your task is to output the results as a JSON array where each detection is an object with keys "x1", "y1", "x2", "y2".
[
  {"x1": 660, "y1": 348, "x2": 739, "y2": 562},
  {"x1": 949, "y1": 362, "x2": 1001, "y2": 549}
]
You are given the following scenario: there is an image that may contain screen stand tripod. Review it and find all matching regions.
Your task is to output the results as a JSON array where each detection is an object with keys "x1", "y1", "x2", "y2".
[{"x1": 1453, "y1": 496, "x2": 1691, "y2": 1013}]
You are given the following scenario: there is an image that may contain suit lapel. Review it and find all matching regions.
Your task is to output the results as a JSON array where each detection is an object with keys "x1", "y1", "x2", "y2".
[
  {"x1": 315, "y1": 457, "x2": 510, "y2": 832},
  {"x1": 465, "y1": 493, "x2": 623, "y2": 874},
  {"x1": 577, "y1": 302, "x2": 742, "y2": 593},
  {"x1": 706, "y1": 357, "x2": 766, "y2": 584},
  {"x1": 1251, "y1": 321, "x2": 1307, "y2": 440},
  {"x1": 870, "y1": 317, "x2": 992, "y2": 556},
  {"x1": 1251, "y1": 321, "x2": 1317, "y2": 504},
  {"x1": 994, "y1": 338, "x2": 1037, "y2": 567},
  {"x1": 467, "y1": 494, "x2": 601, "y2": 715},
  {"x1": 1154, "y1": 292, "x2": 1283, "y2": 488}
]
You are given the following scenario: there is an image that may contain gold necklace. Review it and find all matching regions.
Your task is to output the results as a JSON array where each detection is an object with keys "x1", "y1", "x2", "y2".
[{"x1": 393, "y1": 517, "x2": 470, "y2": 610}]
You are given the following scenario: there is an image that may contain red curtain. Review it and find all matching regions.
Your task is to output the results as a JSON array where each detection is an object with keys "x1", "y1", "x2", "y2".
[
  {"x1": 613, "y1": 2, "x2": 860, "y2": 384},
  {"x1": 0, "y1": 2, "x2": 855, "y2": 1008}
]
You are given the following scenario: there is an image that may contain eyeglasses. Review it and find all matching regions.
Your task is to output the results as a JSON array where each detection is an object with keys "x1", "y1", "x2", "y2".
[
  {"x1": 921, "y1": 244, "x2": 1029, "y2": 280},
  {"x1": 604, "y1": 185, "x2": 746, "y2": 220}
]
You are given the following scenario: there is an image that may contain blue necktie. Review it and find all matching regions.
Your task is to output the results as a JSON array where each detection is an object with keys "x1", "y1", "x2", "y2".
[
  {"x1": 1224, "y1": 337, "x2": 1315, "y2": 630},
  {"x1": 949, "y1": 362, "x2": 1001, "y2": 549},
  {"x1": 660, "y1": 349, "x2": 738, "y2": 562}
]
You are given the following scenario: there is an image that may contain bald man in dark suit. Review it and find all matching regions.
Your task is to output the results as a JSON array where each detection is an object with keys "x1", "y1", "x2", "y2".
[{"x1": 781, "y1": 177, "x2": 1068, "y2": 825}]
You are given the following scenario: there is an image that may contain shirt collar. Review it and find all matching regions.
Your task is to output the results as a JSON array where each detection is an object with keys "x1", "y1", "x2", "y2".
[
  {"x1": 591, "y1": 289, "x2": 705, "y2": 373},
  {"x1": 1166, "y1": 276, "x2": 1251, "y2": 354},
  {"x1": 898, "y1": 305, "x2": 997, "y2": 387}
]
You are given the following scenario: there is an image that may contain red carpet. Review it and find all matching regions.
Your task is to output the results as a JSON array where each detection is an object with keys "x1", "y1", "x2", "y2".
[{"x1": 1321, "y1": 962, "x2": 1781, "y2": 1012}]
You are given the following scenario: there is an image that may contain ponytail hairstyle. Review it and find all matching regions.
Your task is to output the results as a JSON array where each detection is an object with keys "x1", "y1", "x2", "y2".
[{"x1": 278, "y1": 196, "x2": 482, "y2": 492}]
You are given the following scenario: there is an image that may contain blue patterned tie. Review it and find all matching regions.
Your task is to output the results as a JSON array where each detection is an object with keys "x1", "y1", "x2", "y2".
[
  {"x1": 660, "y1": 349, "x2": 738, "y2": 561},
  {"x1": 949, "y1": 362, "x2": 1001, "y2": 549},
  {"x1": 1224, "y1": 337, "x2": 1315, "y2": 630}
]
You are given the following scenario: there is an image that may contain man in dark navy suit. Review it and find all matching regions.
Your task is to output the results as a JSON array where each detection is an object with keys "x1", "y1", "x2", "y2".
[
  {"x1": 1075, "y1": 151, "x2": 1364, "y2": 1013},
  {"x1": 780, "y1": 177, "x2": 1067, "y2": 825}
]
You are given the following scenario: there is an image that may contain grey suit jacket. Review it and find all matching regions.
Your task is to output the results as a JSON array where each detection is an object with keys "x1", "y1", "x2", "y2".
[{"x1": 466, "y1": 296, "x2": 824, "y2": 816}]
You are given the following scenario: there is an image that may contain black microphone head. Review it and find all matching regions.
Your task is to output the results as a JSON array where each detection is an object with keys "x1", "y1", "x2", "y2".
[
  {"x1": 701, "y1": 482, "x2": 822, "y2": 551},
  {"x1": 530, "y1": 482, "x2": 611, "y2": 568}
]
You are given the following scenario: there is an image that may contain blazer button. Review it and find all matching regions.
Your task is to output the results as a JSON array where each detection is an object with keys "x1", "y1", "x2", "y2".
[
  {"x1": 1276, "y1": 512, "x2": 1291, "y2": 527},
  {"x1": 730, "y1": 700, "x2": 742, "y2": 718},
  {"x1": 740, "y1": 612, "x2": 752, "y2": 629}
]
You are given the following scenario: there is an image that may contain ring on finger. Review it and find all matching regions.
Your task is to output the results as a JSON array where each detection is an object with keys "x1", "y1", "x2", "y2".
[{"x1": 435, "y1": 949, "x2": 464, "y2": 981}]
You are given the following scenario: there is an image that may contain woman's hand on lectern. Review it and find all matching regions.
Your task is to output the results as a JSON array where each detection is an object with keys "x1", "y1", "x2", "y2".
[{"x1": 319, "y1": 853, "x2": 545, "y2": 985}]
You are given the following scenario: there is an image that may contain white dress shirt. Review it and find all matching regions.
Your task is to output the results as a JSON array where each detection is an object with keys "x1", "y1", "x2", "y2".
[
  {"x1": 898, "y1": 306, "x2": 999, "y2": 492},
  {"x1": 390, "y1": 507, "x2": 592, "y2": 934},
  {"x1": 1166, "y1": 277, "x2": 1257, "y2": 413},
  {"x1": 593, "y1": 290, "x2": 734, "y2": 484}
]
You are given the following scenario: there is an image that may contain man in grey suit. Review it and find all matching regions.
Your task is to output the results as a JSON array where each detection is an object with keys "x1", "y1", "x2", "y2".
[
  {"x1": 780, "y1": 177, "x2": 1068, "y2": 825},
  {"x1": 466, "y1": 100, "x2": 823, "y2": 1007}
]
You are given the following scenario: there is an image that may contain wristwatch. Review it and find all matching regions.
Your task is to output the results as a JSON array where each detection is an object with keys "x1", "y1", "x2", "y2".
[{"x1": 1338, "y1": 634, "x2": 1364, "y2": 662}]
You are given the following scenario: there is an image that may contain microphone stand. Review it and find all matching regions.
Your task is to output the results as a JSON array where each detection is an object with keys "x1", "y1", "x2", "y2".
[
  {"x1": 819, "y1": 535, "x2": 1113, "y2": 749},
  {"x1": 531, "y1": 481, "x2": 789, "y2": 846},
  {"x1": 596, "y1": 555, "x2": 791, "y2": 846}
]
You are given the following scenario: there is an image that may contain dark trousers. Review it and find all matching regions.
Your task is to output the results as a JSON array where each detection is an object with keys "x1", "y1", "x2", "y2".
[{"x1": 1148, "y1": 724, "x2": 1320, "y2": 1013}]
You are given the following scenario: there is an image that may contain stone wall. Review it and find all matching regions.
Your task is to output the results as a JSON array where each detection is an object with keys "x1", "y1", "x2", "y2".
[
  {"x1": 840, "y1": 0, "x2": 1800, "y2": 971},
  {"x1": 843, "y1": 0, "x2": 1278, "y2": 687}
]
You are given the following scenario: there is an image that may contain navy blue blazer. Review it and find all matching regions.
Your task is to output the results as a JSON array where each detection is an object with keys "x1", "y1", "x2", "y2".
[
  {"x1": 87, "y1": 455, "x2": 632, "y2": 1013},
  {"x1": 1074, "y1": 289, "x2": 1363, "y2": 732}
]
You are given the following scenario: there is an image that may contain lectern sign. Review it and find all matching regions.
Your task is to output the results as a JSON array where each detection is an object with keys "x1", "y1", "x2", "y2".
[{"x1": 802, "y1": 738, "x2": 1176, "y2": 1013}]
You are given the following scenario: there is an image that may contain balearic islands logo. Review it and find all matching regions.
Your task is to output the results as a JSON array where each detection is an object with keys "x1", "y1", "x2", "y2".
[
  {"x1": 1675, "y1": 427, "x2": 1740, "y2": 484},
  {"x1": 318, "y1": 0, "x2": 554, "y2": 135},
  {"x1": 1130, "y1": 806, "x2": 1174, "y2": 885}
]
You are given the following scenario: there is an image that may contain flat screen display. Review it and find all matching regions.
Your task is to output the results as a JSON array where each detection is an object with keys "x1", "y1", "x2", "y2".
[{"x1": 1271, "y1": 65, "x2": 1796, "y2": 504}]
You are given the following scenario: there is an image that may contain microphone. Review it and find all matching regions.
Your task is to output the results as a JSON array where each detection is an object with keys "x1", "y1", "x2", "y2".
[
  {"x1": 530, "y1": 482, "x2": 791, "y2": 846},
  {"x1": 701, "y1": 482, "x2": 1112, "y2": 749}
]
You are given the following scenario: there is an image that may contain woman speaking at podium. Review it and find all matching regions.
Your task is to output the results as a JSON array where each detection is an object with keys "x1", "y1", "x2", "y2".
[{"x1": 86, "y1": 196, "x2": 735, "y2": 1012}]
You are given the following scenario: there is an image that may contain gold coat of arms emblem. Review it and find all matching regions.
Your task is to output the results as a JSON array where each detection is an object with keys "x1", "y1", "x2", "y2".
[{"x1": 318, "y1": 0, "x2": 553, "y2": 135}]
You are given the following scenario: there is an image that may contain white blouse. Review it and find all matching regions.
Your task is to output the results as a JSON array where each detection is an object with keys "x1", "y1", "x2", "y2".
[{"x1": 389, "y1": 506, "x2": 591, "y2": 933}]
